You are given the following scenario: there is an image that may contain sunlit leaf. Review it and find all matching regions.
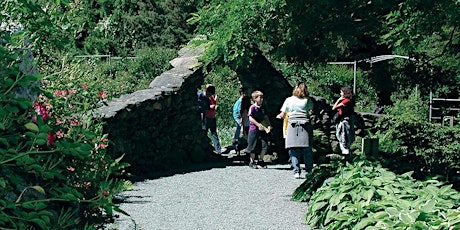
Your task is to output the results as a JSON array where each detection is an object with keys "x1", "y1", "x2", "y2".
[
  {"x1": 31, "y1": 186, "x2": 45, "y2": 195},
  {"x1": 24, "y1": 123, "x2": 39, "y2": 132},
  {"x1": 399, "y1": 211, "x2": 415, "y2": 224}
]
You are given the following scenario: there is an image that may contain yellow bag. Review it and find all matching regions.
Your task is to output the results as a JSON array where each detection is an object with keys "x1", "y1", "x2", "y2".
[{"x1": 283, "y1": 113, "x2": 289, "y2": 138}]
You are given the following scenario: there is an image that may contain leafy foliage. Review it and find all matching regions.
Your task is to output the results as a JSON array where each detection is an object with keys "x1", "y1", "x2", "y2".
[
  {"x1": 305, "y1": 160, "x2": 460, "y2": 229},
  {"x1": 51, "y1": 46, "x2": 176, "y2": 100},
  {"x1": 191, "y1": 0, "x2": 392, "y2": 67},
  {"x1": 192, "y1": 0, "x2": 458, "y2": 107},
  {"x1": 1, "y1": 1, "x2": 133, "y2": 229},
  {"x1": 292, "y1": 163, "x2": 340, "y2": 202},
  {"x1": 0, "y1": 45, "x2": 129, "y2": 229},
  {"x1": 55, "y1": 0, "x2": 201, "y2": 56},
  {"x1": 373, "y1": 90, "x2": 460, "y2": 180}
]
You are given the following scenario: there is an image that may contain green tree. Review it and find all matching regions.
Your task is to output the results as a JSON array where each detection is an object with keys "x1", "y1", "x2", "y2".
[{"x1": 382, "y1": 0, "x2": 460, "y2": 98}]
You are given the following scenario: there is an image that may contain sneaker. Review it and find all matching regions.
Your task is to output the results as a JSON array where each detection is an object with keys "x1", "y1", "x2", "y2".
[
  {"x1": 294, "y1": 173, "x2": 301, "y2": 179},
  {"x1": 257, "y1": 160, "x2": 267, "y2": 169},
  {"x1": 213, "y1": 149, "x2": 221, "y2": 154},
  {"x1": 220, "y1": 147, "x2": 227, "y2": 153},
  {"x1": 249, "y1": 162, "x2": 258, "y2": 169}
]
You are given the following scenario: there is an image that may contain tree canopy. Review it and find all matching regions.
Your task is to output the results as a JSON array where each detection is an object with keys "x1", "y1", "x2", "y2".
[{"x1": 191, "y1": 0, "x2": 459, "y2": 99}]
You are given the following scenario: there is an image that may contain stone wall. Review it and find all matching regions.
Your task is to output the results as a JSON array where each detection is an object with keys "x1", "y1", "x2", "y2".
[{"x1": 97, "y1": 39, "x2": 214, "y2": 176}]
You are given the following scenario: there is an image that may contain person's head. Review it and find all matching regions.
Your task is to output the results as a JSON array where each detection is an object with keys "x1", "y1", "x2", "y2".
[
  {"x1": 251, "y1": 90, "x2": 264, "y2": 105},
  {"x1": 340, "y1": 86, "x2": 353, "y2": 99},
  {"x1": 238, "y1": 86, "x2": 247, "y2": 96},
  {"x1": 293, "y1": 82, "x2": 309, "y2": 98},
  {"x1": 205, "y1": 84, "x2": 215, "y2": 96}
]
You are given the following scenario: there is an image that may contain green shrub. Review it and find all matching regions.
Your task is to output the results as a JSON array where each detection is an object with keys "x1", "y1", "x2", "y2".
[
  {"x1": 68, "y1": 47, "x2": 176, "y2": 99},
  {"x1": 374, "y1": 90, "x2": 460, "y2": 180},
  {"x1": 1, "y1": 48, "x2": 129, "y2": 229},
  {"x1": 305, "y1": 160, "x2": 460, "y2": 229}
]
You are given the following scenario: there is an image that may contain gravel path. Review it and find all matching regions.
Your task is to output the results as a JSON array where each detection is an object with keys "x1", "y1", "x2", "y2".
[{"x1": 107, "y1": 159, "x2": 311, "y2": 230}]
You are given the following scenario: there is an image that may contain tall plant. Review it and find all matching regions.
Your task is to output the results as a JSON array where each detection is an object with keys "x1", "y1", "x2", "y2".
[{"x1": 1, "y1": 1, "x2": 129, "y2": 228}]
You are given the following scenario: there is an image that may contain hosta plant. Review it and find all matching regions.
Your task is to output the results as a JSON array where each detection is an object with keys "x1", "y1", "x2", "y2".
[{"x1": 305, "y1": 160, "x2": 460, "y2": 229}]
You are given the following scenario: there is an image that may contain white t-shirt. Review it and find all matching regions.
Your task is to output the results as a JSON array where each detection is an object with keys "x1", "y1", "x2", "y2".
[{"x1": 280, "y1": 96, "x2": 313, "y2": 117}]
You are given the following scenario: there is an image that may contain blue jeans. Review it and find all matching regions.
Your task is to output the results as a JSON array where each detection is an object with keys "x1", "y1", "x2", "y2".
[
  {"x1": 289, "y1": 147, "x2": 313, "y2": 174},
  {"x1": 233, "y1": 118, "x2": 241, "y2": 143},
  {"x1": 206, "y1": 117, "x2": 221, "y2": 152}
]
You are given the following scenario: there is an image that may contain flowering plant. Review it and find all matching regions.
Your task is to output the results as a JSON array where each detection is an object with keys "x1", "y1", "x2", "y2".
[{"x1": 0, "y1": 43, "x2": 129, "y2": 230}]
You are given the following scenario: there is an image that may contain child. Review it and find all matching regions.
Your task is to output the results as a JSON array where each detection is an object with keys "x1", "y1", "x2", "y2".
[
  {"x1": 332, "y1": 86, "x2": 355, "y2": 155},
  {"x1": 204, "y1": 84, "x2": 222, "y2": 154},
  {"x1": 247, "y1": 90, "x2": 272, "y2": 169}
]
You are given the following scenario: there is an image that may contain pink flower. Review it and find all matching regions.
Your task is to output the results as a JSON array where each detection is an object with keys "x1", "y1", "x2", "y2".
[
  {"x1": 33, "y1": 102, "x2": 49, "y2": 121},
  {"x1": 84, "y1": 181, "x2": 91, "y2": 188},
  {"x1": 98, "y1": 91, "x2": 108, "y2": 99},
  {"x1": 81, "y1": 84, "x2": 89, "y2": 89},
  {"x1": 53, "y1": 90, "x2": 67, "y2": 97},
  {"x1": 69, "y1": 119, "x2": 80, "y2": 126},
  {"x1": 67, "y1": 166, "x2": 75, "y2": 172},
  {"x1": 47, "y1": 131, "x2": 56, "y2": 147},
  {"x1": 56, "y1": 130, "x2": 65, "y2": 138},
  {"x1": 97, "y1": 143, "x2": 108, "y2": 149},
  {"x1": 67, "y1": 89, "x2": 75, "y2": 95}
]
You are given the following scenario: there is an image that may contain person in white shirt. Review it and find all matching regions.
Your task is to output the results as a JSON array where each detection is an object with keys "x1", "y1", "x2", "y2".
[{"x1": 276, "y1": 82, "x2": 314, "y2": 179}]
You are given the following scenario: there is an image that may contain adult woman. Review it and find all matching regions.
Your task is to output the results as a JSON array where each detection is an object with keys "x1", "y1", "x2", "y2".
[{"x1": 276, "y1": 83, "x2": 314, "y2": 179}]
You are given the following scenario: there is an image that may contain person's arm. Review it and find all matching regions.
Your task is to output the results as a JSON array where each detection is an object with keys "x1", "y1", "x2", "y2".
[
  {"x1": 332, "y1": 97, "x2": 344, "y2": 110},
  {"x1": 277, "y1": 99, "x2": 288, "y2": 119},
  {"x1": 249, "y1": 116, "x2": 265, "y2": 131},
  {"x1": 276, "y1": 112, "x2": 285, "y2": 119},
  {"x1": 210, "y1": 96, "x2": 217, "y2": 110}
]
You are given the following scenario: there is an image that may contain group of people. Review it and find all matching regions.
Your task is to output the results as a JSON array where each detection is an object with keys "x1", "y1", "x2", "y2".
[{"x1": 198, "y1": 83, "x2": 355, "y2": 178}]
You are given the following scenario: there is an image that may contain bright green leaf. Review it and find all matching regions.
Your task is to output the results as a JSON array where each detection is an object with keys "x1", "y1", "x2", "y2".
[
  {"x1": 399, "y1": 211, "x2": 415, "y2": 224},
  {"x1": 309, "y1": 201, "x2": 328, "y2": 213},
  {"x1": 31, "y1": 186, "x2": 45, "y2": 195},
  {"x1": 385, "y1": 207, "x2": 399, "y2": 217},
  {"x1": 352, "y1": 218, "x2": 374, "y2": 230},
  {"x1": 420, "y1": 199, "x2": 436, "y2": 213},
  {"x1": 24, "y1": 123, "x2": 39, "y2": 132}
]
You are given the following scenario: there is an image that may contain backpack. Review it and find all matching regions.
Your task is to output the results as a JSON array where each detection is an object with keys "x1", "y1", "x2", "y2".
[{"x1": 197, "y1": 91, "x2": 210, "y2": 113}]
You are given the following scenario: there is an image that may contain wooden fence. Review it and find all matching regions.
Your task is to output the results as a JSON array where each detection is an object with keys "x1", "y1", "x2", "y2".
[{"x1": 429, "y1": 93, "x2": 460, "y2": 126}]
